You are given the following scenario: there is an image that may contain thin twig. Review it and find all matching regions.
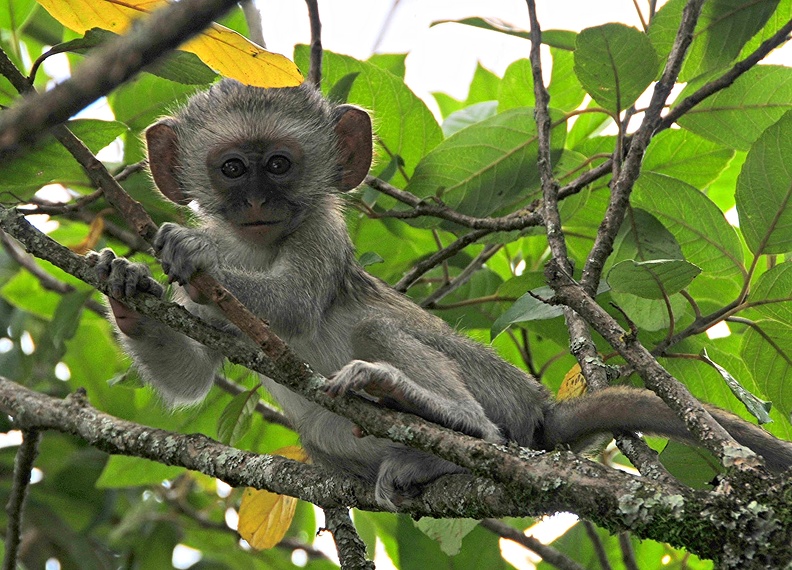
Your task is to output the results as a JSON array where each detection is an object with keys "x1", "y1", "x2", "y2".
[
  {"x1": 658, "y1": 17, "x2": 792, "y2": 132},
  {"x1": 481, "y1": 519, "x2": 587, "y2": 570},
  {"x1": 583, "y1": 521, "x2": 613, "y2": 570},
  {"x1": 322, "y1": 507, "x2": 374, "y2": 570},
  {"x1": 304, "y1": 0, "x2": 323, "y2": 89},
  {"x1": 3, "y1": 429, "x2": 41, "y2": 570},
  {"x1": 394, "y1": 229, "x2": 490, "y2": 291},
  {"x1": 525, "y1": 0, "x2": 612, "y2": 400},
  {"x1": 613, "y1": 435, "x2": 678, "y2": 486},
  {"x1": 213, "y1": 375, "x2": 292, "y2": 429},
  {"x1": 240, "y1": 0, "x2": 265, "y2": 47},
  {"x1": 579, "y1": 0, "x2": 706, "y2": 296},
  {"x1": 619, "y1": 532, "x2": 640, "y2": 570},
  {"x1": 365, "y1": 175, "x2": 543, "y2": 232},
  {"x1": 421, "y1": 243, "x2": 501, "y2": 308}
]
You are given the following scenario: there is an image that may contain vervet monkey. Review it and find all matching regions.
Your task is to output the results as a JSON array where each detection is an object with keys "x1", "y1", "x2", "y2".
[{"x1": 92, "y1": 80, "x2": 792, "y2": 509}]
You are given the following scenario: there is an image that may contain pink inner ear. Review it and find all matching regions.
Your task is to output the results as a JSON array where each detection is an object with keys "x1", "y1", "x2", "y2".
[
  {"x1": 146, "y1": 122, "x2": 190, "y2": 205},
  {"x1": 335, "y1": 108, "x2": 373, "y2": 191}
]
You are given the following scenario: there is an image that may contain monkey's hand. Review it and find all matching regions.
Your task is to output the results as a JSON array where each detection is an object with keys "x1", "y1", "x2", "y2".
[
  {"x1": 88, "y1": 248, "x2": 164, "y2": 337},
  {"x1": 154, "y1": 223, "x2": 220, "y2": 303}
]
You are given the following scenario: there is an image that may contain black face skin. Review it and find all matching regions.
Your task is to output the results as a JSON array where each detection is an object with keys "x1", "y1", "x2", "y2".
[{"x1": 206, "y1": 139, "x2": 305, "y2": 245}]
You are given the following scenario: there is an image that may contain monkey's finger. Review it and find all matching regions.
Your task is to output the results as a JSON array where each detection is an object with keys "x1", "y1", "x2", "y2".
[{"x1": 94, "y1": 248, "x2": 118, "y2": 280}]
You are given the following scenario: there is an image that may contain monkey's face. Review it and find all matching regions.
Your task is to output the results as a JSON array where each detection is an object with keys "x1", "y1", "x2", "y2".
[{"x1": 205, "y1": 139, "x2": 307, "y2": 245}]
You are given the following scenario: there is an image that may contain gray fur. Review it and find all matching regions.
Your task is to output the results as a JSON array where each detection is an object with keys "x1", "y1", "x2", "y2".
[{"x1": 94, "y1": 81, "x2": 792, "y2": 510}]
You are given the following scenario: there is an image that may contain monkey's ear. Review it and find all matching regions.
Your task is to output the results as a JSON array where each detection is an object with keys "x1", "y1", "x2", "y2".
[
  {"x1": 145, "y1": 120, "x2": 191, "y2": 206},
  {"x1": 334, "y1": 106, "x2": 373, "y2": 191}
]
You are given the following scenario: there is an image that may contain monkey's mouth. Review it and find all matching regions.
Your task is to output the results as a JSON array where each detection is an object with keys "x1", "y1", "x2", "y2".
[{"x1": 238, "y1": 219, "x2": 283, "y2": 228}]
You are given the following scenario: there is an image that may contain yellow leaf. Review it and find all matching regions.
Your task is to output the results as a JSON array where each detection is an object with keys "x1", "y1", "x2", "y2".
[
  {"x1": 237, "y1": 446, "x2": 308, "y2": 550},
  {"x1": 181, "y1": 26, "x2": 303, "y2": 88},
  {"x1": 35, "y1": 0, "x2": 303, "y2": 88},
  {"x1": 69, "y1": 215, "x2": 104, "y2": 254},
  {"x1": 557, "y1": 363, "x2": 588, "y2": 400}
]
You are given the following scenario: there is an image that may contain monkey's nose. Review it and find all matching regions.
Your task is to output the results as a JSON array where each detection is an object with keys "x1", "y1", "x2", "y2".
[{"x1": 245, "y1": 197, "x2": 268, "y2": 209}]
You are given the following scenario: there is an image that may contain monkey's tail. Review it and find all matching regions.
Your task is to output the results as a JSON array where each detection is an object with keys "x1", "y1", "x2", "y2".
[{"x1": 540, "y1": 386, "x2": 792, "y2": 473}]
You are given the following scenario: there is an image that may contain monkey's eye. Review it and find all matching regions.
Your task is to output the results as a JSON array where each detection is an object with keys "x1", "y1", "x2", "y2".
[
  {"x1": 265, "y1": 154, "x2": 292, "y2": 176},
  {"x1": 221, "y1": 158, "x2": 247, "y2": 179}
]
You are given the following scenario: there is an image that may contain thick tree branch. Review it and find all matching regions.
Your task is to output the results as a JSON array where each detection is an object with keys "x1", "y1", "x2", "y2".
[
  {"x1": 0, "y1": 229, "x2": 105, "y2": 315},
  {"x1": 0, "y1": 0, "x2": 239, "y2": 156},
  {"x1": 3, "y1": 206, "x2": 792, "y2": 562}
]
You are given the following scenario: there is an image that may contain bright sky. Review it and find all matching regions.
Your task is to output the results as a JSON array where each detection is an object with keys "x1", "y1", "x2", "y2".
[{"x1": 260, "y1": 0, "x2": 645, "y2": 103}]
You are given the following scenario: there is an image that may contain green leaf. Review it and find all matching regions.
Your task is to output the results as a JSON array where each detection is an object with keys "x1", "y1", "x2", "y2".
[
  {"x1": 632, "y1": 173, "x2": 744, "y2": 300},
  {"x1": 107, "y1": 367, "x2": 146, "y2": 390},
  {"x1": 217, "y1": 385, "x2": 260, "y2": 446},
  {"x1": 0, "y1": 0, "x2": 38, "y2": 31},
  {"x1": 680, "y1": 0, "x2": 780, "y2": 81},
  {"x1": 608, "y1": 259, "x2": 701, "y2": 299},
  {"x1": 326, "y1": 71, "x2": 360, "y2": 104},
  {"x1": 547, "y1": 47, "x2": 586, "y2": 113},
  {"x1": 497, "y1": 59, "x2": 534, "y2": 112},
  {"x1": 610, "y1": 291, "x2": 689, "y2": 332},
  {"x1": 567, "y1": 102, "x2": 612, "y2": 149},
  {"x1": 367, "y1": 53, "x2": 407, "y2": 78},
  {"x1": 750, "y1": 262, "x2": 792, "y2": 323},
  {"x1": 49, "y1": 289, "x2": 93, "y2": 349},
  {"x1": 465, "y1": 63, "x2": 501, "y2": 106},
  {"x1": 358, "y1": 251, "x2": 384, "y2": 267},
  {"x1": 700, "y1": 349, "x2": 773, "y2": 424},
  {"x1": 441, "y1": 101, "x2": 497, "y2": 137},
  {"x1": 676, "y1": 65, "x2": 792, "y2": 151},
  {"x1": 659, "y1": 441, "x2": 721, "y2": 488},
  {"x1": 573, "y1": 23, "x2": 658, "y2": 114},
  {"x1": 405, "y1": 107, "x2": 566, "y2": 219},
  {"x1": 96, "y1": 456, "x2": 185, "y2": 488},
  {"x1": 109, "y1": 73, "x2": 201, "y2": 162},
  {"x1": 738, "y1": 0, "x2": 792, "y2": 60},
  {"x1": 0, "y1": 119, "x2": 128, "y2": 194},
  {"x1": 414, "y1": 518, "x2": 479, "y2": 556},
  {"x1": 736, "y1": 111, "x2": 792, "y2": 255},
  {"x1": 741, "y1": 319, "x2": 792, "y2": 421},
  {"x1": 491, "y1": 286, "x2": 563, "y2": 339},
  {"x1": 643, "y1": 129, "x2": 735, "y2": 189},
  {"x1": 612, "y1": 208, "x2": 685, "y2": 263},
  {"x1": 294, "y1": 46, "x2": 442, "y2": 188}
]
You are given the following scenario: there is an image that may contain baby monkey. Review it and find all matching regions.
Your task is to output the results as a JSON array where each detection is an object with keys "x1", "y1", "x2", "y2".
[{"x1": 93, "y1": 80, "x2": 792, "y2": 509}]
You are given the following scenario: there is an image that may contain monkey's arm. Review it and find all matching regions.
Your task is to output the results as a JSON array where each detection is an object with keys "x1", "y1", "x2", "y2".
[
  {"x1": 153, "y1": 222, "x2": 348, "y2": 337},
  {"x1": 92, "y1": 249, "x2": 222, "y2": 405}
]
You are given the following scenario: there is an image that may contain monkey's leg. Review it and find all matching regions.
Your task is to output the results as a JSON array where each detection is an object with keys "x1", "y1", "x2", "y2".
[
  {"x1": 327, "y1": 319, "x2": 504, "y2": 443},
  {"x1": 375, "y1": 447, "x2": 467, "y2": 510}
]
